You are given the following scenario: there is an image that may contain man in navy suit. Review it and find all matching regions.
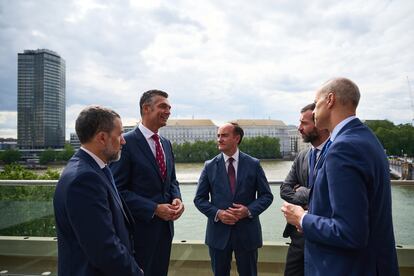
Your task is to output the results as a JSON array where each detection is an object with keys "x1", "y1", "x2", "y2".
[
  {"x1": 194, "y1": 122, "x2": 273, "y2": 276},
  {"x1": 54, "y1": 106, "x2": 143, "y2": 276},
  {"x1": 111, "y1": 90, "x2": 184, "y2": 276},
  {"x1": 282, "y1": 78, "x2": 399, "y2": 276}
]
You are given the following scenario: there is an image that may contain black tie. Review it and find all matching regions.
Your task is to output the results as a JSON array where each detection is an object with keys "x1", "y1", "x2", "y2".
[{"x1": 308, "y1": 148, "x2": 318, "y2": 187}]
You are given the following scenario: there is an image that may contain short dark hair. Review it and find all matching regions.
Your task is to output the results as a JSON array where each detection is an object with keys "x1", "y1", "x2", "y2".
[
  {"x1": 300, "y1": 103, "x2": 316, "y2": 113},
  {"x1": 75, "y1": 106, "x2": 120, "y2": 144},
  {"x1": 139, "y1": 90, "x2": 169, "y2": 115},
  {"x1": 230, "y1": 122, "x2": 244, "y2": 145}
]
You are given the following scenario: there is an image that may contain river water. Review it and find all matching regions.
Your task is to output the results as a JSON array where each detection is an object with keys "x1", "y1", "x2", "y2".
[
  {"x1": 173, "y1": 160, "x2": 414, "y2": 246},
  {"x1": 24, "y1": 160, "x2": 414, "y2": 245}
]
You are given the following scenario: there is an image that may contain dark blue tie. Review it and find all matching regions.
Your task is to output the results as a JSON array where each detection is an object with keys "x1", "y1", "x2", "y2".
[{"x1": 308, "y1": 148, "x2": 318, "y2": 187}]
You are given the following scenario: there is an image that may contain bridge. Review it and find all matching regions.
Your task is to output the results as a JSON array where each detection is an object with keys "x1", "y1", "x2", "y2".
[{"x1": 389, "y1": 157, "x2": 414, "y2": 180}]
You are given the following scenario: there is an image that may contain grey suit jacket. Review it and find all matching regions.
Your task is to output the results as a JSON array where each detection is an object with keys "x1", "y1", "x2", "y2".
[{"x1": 280, "y1": 148, "x2": 310, "y2": 237}]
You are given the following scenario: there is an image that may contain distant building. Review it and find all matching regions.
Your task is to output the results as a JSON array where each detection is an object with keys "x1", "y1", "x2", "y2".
[
  {"x1": 233, "y1": 119, "x2": 291, "y2": 157},
  {"x1": 286, "y1": 125, "x2": 308, "y2": 155},
  {"x1": 69, "y1": 133, "x2": 80, "y2": 150},
  {"x1": 17, "y1": 49, "x2": 66, "y2": 149},
  {"x1": 159, "y1": 119, "x2": 218, "y2": 144},
  {"x1": 0, "y1": 138, "x2": 18, "y2": 150}
]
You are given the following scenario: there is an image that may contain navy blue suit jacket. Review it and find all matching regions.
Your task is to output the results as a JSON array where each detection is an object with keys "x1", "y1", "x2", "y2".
[
  {"x1": 302, "y1": 118, "x2": 399, "y2": 276},
  {"x1": 194, "y1": 151, "x2": 273, "y2": 251},
  {"x1": 53, "y1": 149, "x2": 142, "y2": 276},
  {"x1": 110, "y1": 128, "x2": 181, "y2": 245}
]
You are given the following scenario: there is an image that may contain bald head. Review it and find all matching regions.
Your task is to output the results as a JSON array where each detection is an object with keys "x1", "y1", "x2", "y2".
[{"x1": 319, "y1": 77, "x2": 360, "y2": 108}]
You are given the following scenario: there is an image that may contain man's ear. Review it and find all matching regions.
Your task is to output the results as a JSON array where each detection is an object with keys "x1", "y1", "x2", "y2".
[
  {"x1": 327, "y1": 92, "x2": 335, "y2": 109},
  {"x1": 95, "y1": 131, "x2": 107, "y2": 145}
]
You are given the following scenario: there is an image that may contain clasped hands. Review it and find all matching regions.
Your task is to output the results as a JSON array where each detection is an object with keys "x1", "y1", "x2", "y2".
[
  {"x1": 218, "y1": 203, "x2": 249, "y2": 225},
  {"x1": 155, "y1": 198, "x2": 185, "y2": 221}
]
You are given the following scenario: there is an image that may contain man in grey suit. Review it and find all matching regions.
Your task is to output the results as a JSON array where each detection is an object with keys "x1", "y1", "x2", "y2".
[{"x1": 280, "y1": 103, "x2": 329, "y2": 276}]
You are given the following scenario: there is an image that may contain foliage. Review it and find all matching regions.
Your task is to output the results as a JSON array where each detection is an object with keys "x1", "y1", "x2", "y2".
[
  {"x1": 0, "y1": 215, "x2": 56, "y2": 237},
  {"x1": 364, "y1": 120, "x2": 414, "y2": 156},
  {"x1": 240, "y1": 136, "x2": 281, "y2": 159},
  {"x1": 39, "y1": 148, "x2": 57, "y2": 164},
  {"x1": 0, "y1": 164, "x2": 60, "y2": 181},
  {"x1": 172, "y1": 136, "x2": 281, "y2": 162},
  {"x1": 56, "y1": 143, "x2": 75, "y2": 161},
  {"x1": 0, "y1": 149, "x2": 21, "y2": 164}
]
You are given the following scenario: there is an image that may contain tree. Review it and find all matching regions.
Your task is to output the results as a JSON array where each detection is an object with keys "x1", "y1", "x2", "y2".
[
  {"x1": 57, "y1": 144, "x2": 75, "y2": 161},
  {"x1": 0, "y1": 149, "x2": 21, "y2": 164},
  {"x1": 39, "y1": 148, "x2": 57, "y2": 165}
]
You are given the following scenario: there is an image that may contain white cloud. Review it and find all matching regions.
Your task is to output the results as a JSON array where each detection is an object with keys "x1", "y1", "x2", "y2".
[{"x1": 1, "y1": 0, "x2": 414, "y2": 139}]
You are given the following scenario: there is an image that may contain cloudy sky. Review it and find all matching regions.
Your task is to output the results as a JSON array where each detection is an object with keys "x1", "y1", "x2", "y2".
[{"x1": 1, "y1": 0, "x2": 414, "y2": 139}]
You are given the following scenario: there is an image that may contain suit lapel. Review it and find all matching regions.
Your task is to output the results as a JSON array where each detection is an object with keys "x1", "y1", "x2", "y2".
[
  {"x1": 134, "y1": 128, "x2": 164, "y2": 181},
  {"x1": 76, "y1": 150, "x2": 132, "y2": 226},
  {"x1": 235, "y1": 152, "x2": 247, "y2": 196}
]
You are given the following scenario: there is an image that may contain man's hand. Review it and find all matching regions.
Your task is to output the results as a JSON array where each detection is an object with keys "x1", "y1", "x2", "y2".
[
  {"x1": 170, "y1": 198, "x2": 185, "y2": 220},
  {"x1": 217, "y1": 209, "x2": 239, "y2": 225},
  {"x1": 227, "y1": 203, "x2": 249, "y2": 220},
  {"x1": 155, "y1": 203, "x2": 177, "y2": 221},
  {"x1": 281, "y1": 201, "x2": 305, "y2": 232}
]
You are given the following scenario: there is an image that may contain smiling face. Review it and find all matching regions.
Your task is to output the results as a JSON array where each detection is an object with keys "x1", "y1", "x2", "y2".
[{"x1": 142, "y1": 95, "x2": 171, "y2": 132}]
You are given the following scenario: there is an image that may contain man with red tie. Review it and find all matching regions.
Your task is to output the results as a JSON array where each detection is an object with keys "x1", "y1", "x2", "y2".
[
  {"x1": 194, "y1": 122, "x2": 273, "y2": 276},
  {"x1": 111, "y1": 90, "x2": 184, "y2": 276}
]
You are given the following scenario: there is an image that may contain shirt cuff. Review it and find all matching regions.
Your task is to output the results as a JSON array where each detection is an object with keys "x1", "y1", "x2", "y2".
[
  {"x1": 247, "y1": 209, "x2": 253, "y2": 218},
  {"x1": 214, "y1": 210, "x2": 221, "y2": 222},
  {"x1": 300, "y1": 211, "x2": 308, "y2": 228}
]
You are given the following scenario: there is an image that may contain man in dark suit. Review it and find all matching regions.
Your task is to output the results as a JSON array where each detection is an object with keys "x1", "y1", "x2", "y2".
[
  {"x1": 282, "y1": 78, "x2": 399, "y2": 275},
  {"x1": 194, "y1": 122, "x2": 273, "y2": 276},
  {"x1": 111, "y1": 90, "x2": 184, "y2": 276},
  {"x1": 280, "y1": 103, "x2": 329, "y2": 276},
  {"x1": 54, "y1": 106, "x2": 143, "y2": 276}
]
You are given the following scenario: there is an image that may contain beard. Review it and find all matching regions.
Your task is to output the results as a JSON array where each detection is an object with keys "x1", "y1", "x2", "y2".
[
  {"x1": 103, "y1": 145, "x2": 122, "y2": 163},
  {"x1": 302, "y1": 128, "x2": 319, "y2": 143}
]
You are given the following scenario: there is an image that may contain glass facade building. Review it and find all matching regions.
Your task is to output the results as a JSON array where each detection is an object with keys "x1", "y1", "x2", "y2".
[{"x1": 17, "y1": 49, "x2": 66, "y2": 149}]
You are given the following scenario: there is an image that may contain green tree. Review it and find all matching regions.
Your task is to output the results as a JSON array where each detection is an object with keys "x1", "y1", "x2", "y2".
[
  {"x1": 0, "y1": 149, "x2": 21, "y2": 164},
  {"x1": 39, "y1": 148, "x2": 57, "y2": 165},
  {"x1": 57, "y1": 144, "x2": 75, "y2": 161}
]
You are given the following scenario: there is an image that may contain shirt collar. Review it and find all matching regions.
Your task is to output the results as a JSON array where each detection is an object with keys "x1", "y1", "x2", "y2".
[
  {"x1": 330, "y1": 115, "x2": 357, "y2": 142},
  {"x1": 223, "y1": 149, "x2": 240, "y2": 163},
  {"x1": 312, "y1": 137, "x2": 330, "y2": 151},
  {"x1": 139, "y1": 122, "x2": 157, "y2": 139},
  {"x1": 80, "y1": 147, "x2": 106, "y2": 169}
]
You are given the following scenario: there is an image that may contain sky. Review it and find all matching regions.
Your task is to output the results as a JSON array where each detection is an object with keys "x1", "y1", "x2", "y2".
[{"x1": 1, "y1": 0, "x2": 414, "y2": 139}]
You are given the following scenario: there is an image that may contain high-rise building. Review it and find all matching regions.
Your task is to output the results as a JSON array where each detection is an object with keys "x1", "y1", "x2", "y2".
[{"x1": 17, "y1": 49, "x2": 66, "y2": 149}]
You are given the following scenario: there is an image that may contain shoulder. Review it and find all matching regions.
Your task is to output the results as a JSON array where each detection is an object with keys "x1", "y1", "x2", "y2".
[
  {"x1": 240, "y1": 151, "x2": 259, "y2": 164},
  {"x1": 204, "y1": 153, "x2": 222, "y2": 167}
]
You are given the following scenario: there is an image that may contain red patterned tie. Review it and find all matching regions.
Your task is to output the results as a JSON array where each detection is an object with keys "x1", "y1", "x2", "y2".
[
  {"x1": 228, "y1": 157, "x2": 236, "y2": 194},
  {"x1": 152, "y1": 134, "x2": 166, "y2": 181}
]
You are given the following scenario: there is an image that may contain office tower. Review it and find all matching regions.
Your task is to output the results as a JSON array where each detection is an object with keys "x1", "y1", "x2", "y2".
[{"x1": 17, "y1": 49, "x2": 66, "y2": 149}]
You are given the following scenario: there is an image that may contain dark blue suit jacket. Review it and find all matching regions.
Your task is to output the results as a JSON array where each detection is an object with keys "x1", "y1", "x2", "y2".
[
  {"x1": 53, "y1": 149, "x2": 142, "y2": 276},
  {"x1": 194, "y1": 151, "x2": 273, "y2": 251},
  {"x1": 302, "y1": 118, "x2": 399, "y2": 276},
  {"x1": 110, "y1": 128, "x2": 181, "y2": 251}
]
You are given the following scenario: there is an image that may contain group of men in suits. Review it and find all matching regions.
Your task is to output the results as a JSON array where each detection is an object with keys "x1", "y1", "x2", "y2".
[{"x1": 54, "y1": 77, "x2": 399, "y2": 276}]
